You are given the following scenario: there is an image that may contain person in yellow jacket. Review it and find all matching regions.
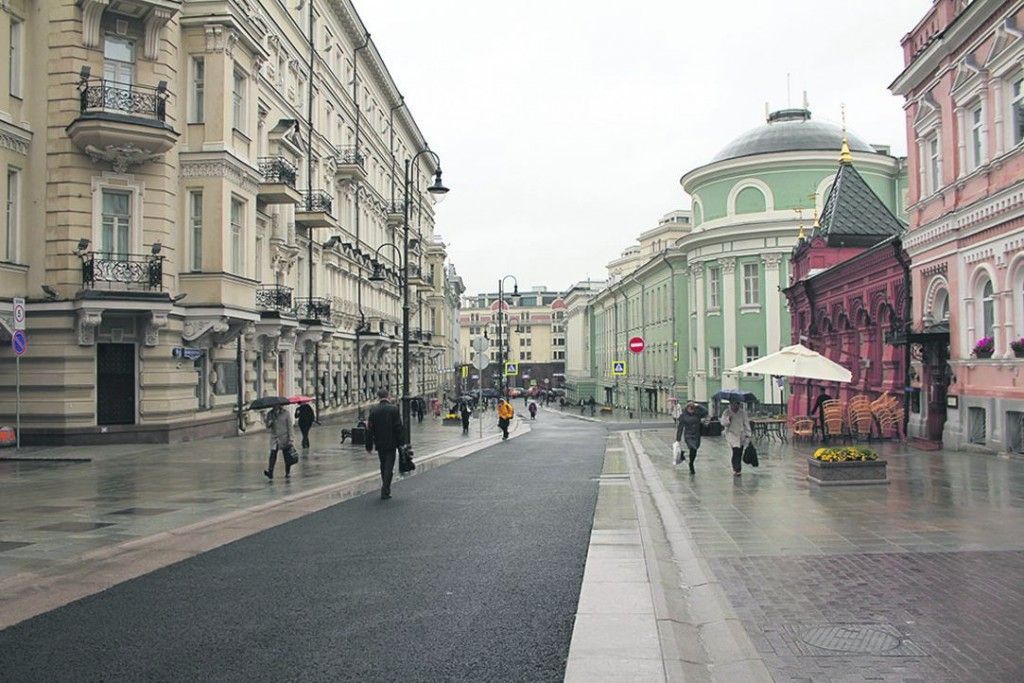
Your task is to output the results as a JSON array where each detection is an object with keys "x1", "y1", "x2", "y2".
[{"x1": 497, "y1": 399, "x2": 514, "y2": 441}]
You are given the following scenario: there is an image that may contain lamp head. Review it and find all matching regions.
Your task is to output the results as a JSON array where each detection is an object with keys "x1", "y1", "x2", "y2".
[
  {"x1": 427, "y1": 170, "x2": 449, "y2": 203},
  {"x1": 368, "y1": 262, "x2": 385, "y2": 289},
  {"x1": 74, "y1": 238, "x2": 91, "y2": 255},
  {"x1": 150, "y1": 242, "x2": 162, "y2": 255}
]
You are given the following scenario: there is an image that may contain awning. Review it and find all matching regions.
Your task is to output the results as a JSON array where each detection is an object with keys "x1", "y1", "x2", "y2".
[{"x1": 887, "y1": 321, "x2": 949, "y2": 346}]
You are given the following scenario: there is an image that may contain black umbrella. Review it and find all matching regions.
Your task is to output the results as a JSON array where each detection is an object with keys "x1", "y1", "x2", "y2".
[
  {"x1": 249, "y1": 396, "x2": 290, "y2": 410},
  {"x1": 712, "y1": 389, "x2": 758, "y2": 403}
]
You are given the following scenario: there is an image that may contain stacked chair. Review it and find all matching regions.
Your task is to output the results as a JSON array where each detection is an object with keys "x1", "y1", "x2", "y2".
[
  {"x1": 871, "y1": 392, "x2": 903, "y2": 440},
  {"x1": 791, "y1": 417, "x2": 815, "y2": 441},
  {"x1": 848, "y1": 395, "x2": 874, "y2": 441},
  {"x1": 821, "y1": 399, "x2": 847, "y2": 442}
]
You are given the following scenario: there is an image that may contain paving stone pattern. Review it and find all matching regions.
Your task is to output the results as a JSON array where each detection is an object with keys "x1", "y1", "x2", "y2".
[{"x1": 637, "y1": 429, "x2": 1024, "y2": 682}]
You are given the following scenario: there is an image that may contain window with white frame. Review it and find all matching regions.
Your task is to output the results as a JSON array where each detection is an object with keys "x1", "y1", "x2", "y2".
[
  {"x1": 188, "y1": 190, "x2": 202, "y2": 271},
  {"x1": 708, "y1": 266, "x2": 721, "y2": 309},
  {"x1": 4, "y1": 168, "x2": 18, "y2": 262},
  {"x1": 969, "y1": 103, "x2": 984, "y2": 170},
  {"x1": 232, "y1": 69, "x2": 246, "y2": 131},
  {"x1": 191, "y1": 57, "x2": 205, "y2": 123},
  {"x1": 743, "y1": 263, "x2": 759, "y2": 306},
  {"x1": 932, "y1": 287, "x2": 950, "y2": 322},
  {"x1": 230, "y1": 197, "x2": 244, "y2": 275},
  {"x1": 1012, "y1": 76, "x2": 1024, "y2": 148},
  {"x1": 743, "y1": 345, "x2": 759, "y2": 376},
  {"x1": 9, "y1": 18, "x2": 22, "y2": 98},
  {"x1": 103, "y1": 35, "x2": 134, "y2": 86},
  {"x1": 981, "y1": 278, "x2": 994, "y2": 339},
  {"x1": 101, "y1": 190, "x2": 131, "y2": 257},
  {"x1": 710, "y1": 347, "x2": 721, "y2": 377},
  {"x1": 927, "y1": 134, "x2": 941, "y2": 194}
]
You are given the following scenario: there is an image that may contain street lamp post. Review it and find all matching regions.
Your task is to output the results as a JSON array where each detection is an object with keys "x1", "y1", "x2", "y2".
[
  {"x1": 371, "y1": 150, "x2": 447, "y2": 446},
  {"x1": 496, "y1": 275, "x2": 519, "y2": 397}
]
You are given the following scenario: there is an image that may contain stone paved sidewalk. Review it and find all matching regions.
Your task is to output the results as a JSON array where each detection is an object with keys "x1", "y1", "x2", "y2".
[
  {"x1": 634, "y1": 430, "x2": 1024, "y2": 681},
  {"x1": 0, "y1": 412, "x2": 504, "y2": 584}
]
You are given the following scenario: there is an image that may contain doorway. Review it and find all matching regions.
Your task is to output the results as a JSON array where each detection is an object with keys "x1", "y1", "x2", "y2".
[
  {"x1": 97, "y1": 343, "x2": 135, "y2": 425},
  {"x1": 924, "y1": 341, "x2": 950, "y2": 442}
]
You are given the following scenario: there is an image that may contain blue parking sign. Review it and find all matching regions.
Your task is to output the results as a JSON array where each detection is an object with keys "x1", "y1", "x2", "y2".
[{"x1": 11, "y1": 330, "x2": 27, "y2": 356}]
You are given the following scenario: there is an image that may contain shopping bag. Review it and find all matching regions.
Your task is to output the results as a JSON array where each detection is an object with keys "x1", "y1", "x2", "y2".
[
  {"x1": 672, "y1": 441, "x2": 682, "y2": 464},
  {"x1": 283, "y1": 445, "x2": 299, "y2": 467},
  {"x1": 742, "y1": 442, "x2": 759, "y2": 467}
]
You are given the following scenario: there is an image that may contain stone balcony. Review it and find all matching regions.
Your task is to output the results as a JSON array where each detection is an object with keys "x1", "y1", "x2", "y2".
[
  {"x1": 66, "y1": 76, "x2": 179, "y2": 171},
  {"x1": 256, "y1": 157, "x2": 301, "y2": 205},
  {"x1": 295, "y1": 190, "x2": 337, "y2": 228},
  {"x1": 334, "y1": 145, "x2": 368, "y2": 181}
]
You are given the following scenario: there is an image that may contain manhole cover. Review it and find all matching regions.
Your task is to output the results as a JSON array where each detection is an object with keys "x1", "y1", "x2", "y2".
[{"x1": 798, "y1": 625, "x2": 900, "y2": 654}]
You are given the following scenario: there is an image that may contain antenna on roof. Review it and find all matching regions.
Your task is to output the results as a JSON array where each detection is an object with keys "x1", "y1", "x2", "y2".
[
  {"x1": 839, "y1": 103, "x2": 853, "y2": 165},
  {"x1": 764, "y1": 101, "x2": 770, "y2": 122},
  {"x1": 786, "y1": 73, "x2": 791, "y2": 107},
  {"x1": 803, "y1": 90, "x2": 809, "y2": 109}
]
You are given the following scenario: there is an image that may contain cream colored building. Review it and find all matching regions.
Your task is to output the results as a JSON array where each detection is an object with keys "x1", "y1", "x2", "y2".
[
  {"x1": 458, "y1": 287, "x2": 567, "y2": 391},
  {"x1": 606, "y1": 210, "x2": 693, "y2": 284},
  {"x1": 0, "y1": 0, "x2": 458, "y2": 444}
]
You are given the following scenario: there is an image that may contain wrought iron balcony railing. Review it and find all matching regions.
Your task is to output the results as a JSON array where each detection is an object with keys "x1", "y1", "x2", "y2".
[
  {"x1": 256, "y1": 284, "x2": 293, "y2": 313},
  {"x1": 257, "y1": 157, "x2": 297, "y2": 188},
  {"x1": 294, "y1": 297, "x2": 332, "y2": 323},
  {"x1": 82, "y1": 253, "x2": 164, "y2": 290},
  {"x1": 78, "y1": 79, "x2": 168, "y2": 122},
  {"x1": 300, "y1": 189, "x2": 333, "y2": 214},
  {"x1": 334, "y1": 146, "x2": 365, "y2": 167}
]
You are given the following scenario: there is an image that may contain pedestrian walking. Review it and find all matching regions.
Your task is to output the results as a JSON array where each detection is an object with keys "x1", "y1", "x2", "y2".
[
  {"x1": 263, "y1": 405, "x2": 294, "y2": 480},
  {"x1": 433, "y1": 399, "x2": 442, "y2": 420},
  {"x1": 365, "y1": 389, "x2": 405, "y2": 500},
  {"x1": 460, "y1": 401, "x2": 472, "y2": 435},
  {"x1": 720, "y1": 399, "x2": 752, "y2": 476},
  {"x1": 674, "y1": 401, "x2": 707, "y2": 475},
  {"x1": 497, "y1": 399, "x2": 514, "y2": 441},
  {"x1": 587, "y1": 396, "x2": 596, "y2": 416},
  {"x1": 295, "y1": 401, "x2": 316, "y2": 449},
  {"x1": 528, "y1": 400, "x2": 538, "y2": 420},
  {"x1": 559, "y1": 397, "x2": 565, "y2": 411}
]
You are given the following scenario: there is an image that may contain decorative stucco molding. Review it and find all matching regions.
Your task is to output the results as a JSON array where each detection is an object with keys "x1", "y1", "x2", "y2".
[
  {"x1": 77, "y1": 308, "x2": 103, "y2": 346},
  {"x1": 183, "y1": 316, "x2": 229, "y2": 343},
  {"x1": 180, "y1": 156, "x2": 260, "y2": 194},
  {"x1": 145, "y1": 311, "x2": 169, "y2": 347},
  {"x1": 204, "y1": 24, "x2": 237, "y2": 56}
]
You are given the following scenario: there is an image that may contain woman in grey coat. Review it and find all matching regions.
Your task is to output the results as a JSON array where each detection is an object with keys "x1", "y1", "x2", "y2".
[
  {"x1": 674, "y1": 401, "x2": 707, "y2": 474},
  {"x1": 263, "y1": 405, "x2": 293, "y2": 480}
]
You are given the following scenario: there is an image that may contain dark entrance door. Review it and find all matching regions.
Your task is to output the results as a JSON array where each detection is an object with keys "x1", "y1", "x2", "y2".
[
  {"x1": 924, "y1": 341, "x2": 949, "y2": 442},
  {"x1": 97, "y1": 343, "x2": 136, "y2": 425}
]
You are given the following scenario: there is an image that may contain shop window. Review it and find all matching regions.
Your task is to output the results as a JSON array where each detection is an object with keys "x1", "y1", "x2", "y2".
[{"x1": 213, "y1": 361, "x2": 238, "y2": 396}]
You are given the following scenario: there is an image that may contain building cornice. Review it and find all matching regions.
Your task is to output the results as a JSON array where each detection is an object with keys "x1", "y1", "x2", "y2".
[
  {"x1": 680, "y1": 150, "x2": 899, "y2": 193},
  {"x1": 904, "y1": 179, "x2": 1024, "y2": 255}
]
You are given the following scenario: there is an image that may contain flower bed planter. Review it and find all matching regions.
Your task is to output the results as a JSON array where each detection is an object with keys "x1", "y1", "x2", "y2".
[
  {"x1": 974, "y1": 350, "x2": 994, "y2": 359},
  {"x1": 807, "y1": 457, "x2": 889, "y2": 486}
]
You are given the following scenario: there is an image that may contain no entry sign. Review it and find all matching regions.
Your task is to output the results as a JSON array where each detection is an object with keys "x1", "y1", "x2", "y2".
[{"x1": 628, "y1": 336, "x2": 645, "y2": 353}]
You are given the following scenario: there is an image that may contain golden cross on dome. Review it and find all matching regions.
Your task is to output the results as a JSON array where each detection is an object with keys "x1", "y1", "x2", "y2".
[{"x1": 839, "y1": 103, "x2": 853, "y2": 165}]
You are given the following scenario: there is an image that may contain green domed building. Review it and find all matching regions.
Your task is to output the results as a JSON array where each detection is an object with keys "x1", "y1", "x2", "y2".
[{"x1": 681, "y1": 108, "x2": 906, "y2": 406}]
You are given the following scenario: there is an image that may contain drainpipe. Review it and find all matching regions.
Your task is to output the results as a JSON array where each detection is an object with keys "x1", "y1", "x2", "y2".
[
  {"x1": 894, "y1": 237, "x2": 912, "y2": 438},
  {"x1": 352, "y1": 33, "x2": 370, "y2": 417},
  {"x1": 660, "y1": 251, "x2": 677, "y2": 406},
  {"x1": 389, "y1": 97, "x2": 405, "y2": 207},
  {"x1": 236, "y1": 334, "x2": 244, "y2": 433},
  {"x1": 305, "y1": 0, "x2": 318, "y2": 415},
  {"x1": 625, "y1": 271, "x2": 646, "y2": 419}
]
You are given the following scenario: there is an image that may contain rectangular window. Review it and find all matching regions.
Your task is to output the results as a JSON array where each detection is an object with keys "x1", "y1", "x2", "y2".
[
  {"x1": 743, "y1": 263, "x2": 759, "y2": 305},
  {"x1": 232, "y1": 70, "x2": 246, "y2": 131},
  {"x1": 4, "y1": 168, "x2": 18, "y2": 262},
  {"x1": 255, "y1": 234, "x2": 263, "y2": 282},
  {"x1": 708, "y1": 266, "x2": 721, "y2": 309},
  {"x1": 188, "y1": 190, "x2": 202, "y2": 271},
  {"x1": 745, "y1": 346, "x2": 759, "y2": 364},
  {"x1": 710, "y1": 347, "x2": 721, "y2": 378},
  {"x1": 1012, "y1": 77, "x2": 1024, "y2": 148},
  {"x1": 970, "y1": 104, "x2": 983, "y2": 170},
  {"x1": 9, "y1": 18, "x2": 22, "y2": 97},
  {"x1": 101, "y1": 190, "x2": 131, "y2": 256},
  {"x1": 191, "y1": 57, "x2": 205, "y2": 123},
  {"x1": 230, "y1": 197, "x2": 244, "y2": 275},
  {"x1": 103, "y1": 36, "x2": 134, "y2": 86},
  {"x1": 214, "y1": 361, "x2": 239, "y2": 396},
  {"x1": 928, "y1": 135, "x2": 940, "y2": 193},
  {"x1": 194, "y1": 357, "x2": 209, "y2": 409}
]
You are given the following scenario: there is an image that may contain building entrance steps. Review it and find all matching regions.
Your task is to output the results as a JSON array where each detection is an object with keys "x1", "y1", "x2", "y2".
[{"x1": 0, "y1": 415, "x2": 529, "y2": 629}]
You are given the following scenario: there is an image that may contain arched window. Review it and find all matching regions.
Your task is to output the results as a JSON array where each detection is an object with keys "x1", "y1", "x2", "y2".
[
  {"x1": 932, "y1": 288, "x2": 950, "y2": 322},
  {"x1": 981, "y1": 279, "x2": 994, "y2": 338},
  {"x1": 735, "y1": 186, "x2": 767, "y2": 214}
]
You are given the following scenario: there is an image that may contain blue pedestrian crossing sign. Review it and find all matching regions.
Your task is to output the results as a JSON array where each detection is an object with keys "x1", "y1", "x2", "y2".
[
  {"x1": 504, "y1": 362, "x2": 518, "y2": 376},
  {"x1": 612, "y1": 361, "x2": 626, "y2": 376}
]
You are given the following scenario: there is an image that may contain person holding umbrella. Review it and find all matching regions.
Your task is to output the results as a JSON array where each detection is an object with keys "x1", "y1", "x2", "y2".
[
  {"x1": 720, "y1": 398, "x2": 752, "y2": 476},
  {"x1": 263, "y1": 403, "x2": 294, "y2": 480},
  {"x1": 674, "y1": 401, "x2": 707, "y2": 475}
]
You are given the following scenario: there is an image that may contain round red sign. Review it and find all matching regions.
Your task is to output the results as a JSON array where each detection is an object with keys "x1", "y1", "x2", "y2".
[{"x1": 628, "y1": 336, "x2": 645, "y2": 353}]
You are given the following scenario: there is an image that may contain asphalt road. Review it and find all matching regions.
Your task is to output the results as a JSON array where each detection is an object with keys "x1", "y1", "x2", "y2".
[{"x1": 0, "y1": 414, "x2": 606, "y2": 682}]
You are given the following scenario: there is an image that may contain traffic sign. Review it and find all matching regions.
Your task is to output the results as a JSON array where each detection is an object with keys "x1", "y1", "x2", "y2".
[
  {"x1": 172, "y1": 347, "x2": 204, "y2": 361},
  {"x1": 612, "y1": 361, "x2": 627, "y2": 376},
  {"x1": 12, "y1": 297, "x2": 25, "y2": 331},
  {"x1": 504, "y1": 361, "x2": 518, "y2": 376},
  {"x1": 473, "y1": 354, "x2": 490, "y2": 371},
  {"x1": 628, "y1": 336, "x2": 645, "y2": 353},
  {"x1": 472, "y1": 336, "x2": 489, "y2": 354},
  {"x1": 11, "y1": 330, "x2": 27, "y2": 356}
]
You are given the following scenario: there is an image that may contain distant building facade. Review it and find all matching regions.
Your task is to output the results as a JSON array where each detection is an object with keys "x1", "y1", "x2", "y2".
[{"x1": 890, "y1": 0, "x2": 1024, "y2": 452}]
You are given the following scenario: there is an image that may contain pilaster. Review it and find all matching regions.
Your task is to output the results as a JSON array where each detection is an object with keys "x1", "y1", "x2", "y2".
[{"x1": 720, "y1": 257, "x2": 737, "y2": 389}]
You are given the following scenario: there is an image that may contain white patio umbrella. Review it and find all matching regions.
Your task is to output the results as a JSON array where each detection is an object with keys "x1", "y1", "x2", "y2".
[{"x1": 730, "y1": 344, "x2": 852, "y2": 383}]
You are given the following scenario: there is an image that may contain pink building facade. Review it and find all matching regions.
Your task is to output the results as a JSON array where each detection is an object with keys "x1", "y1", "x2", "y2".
[{"x1": 891, "y1": 0, "x2": 1024, "y2": 452}]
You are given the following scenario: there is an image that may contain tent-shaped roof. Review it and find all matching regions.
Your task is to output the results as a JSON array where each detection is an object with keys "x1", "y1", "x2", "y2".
[{"x1": 815, "y1": 151, "x2": 905, "y2": 247}]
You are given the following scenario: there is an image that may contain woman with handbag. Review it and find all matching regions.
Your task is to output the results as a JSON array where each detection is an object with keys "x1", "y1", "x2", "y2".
[
  {"x1": 674, "y1": 402, "x2": 707, "y2": 475},
  {"x1": 720, "y1": 399, "x2": 752, "y2": 476},
  {"x1": 263, "y1": 405, "x2": 295, "y2": 480},
  {"x1": 497, "y1": 399, "x2": 514, "y2": 441}
]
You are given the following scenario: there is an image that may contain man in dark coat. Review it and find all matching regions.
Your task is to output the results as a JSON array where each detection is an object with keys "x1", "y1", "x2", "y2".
[
  {"x1": 365, "y1": 389, "x2": 405, "y2": 500},
  {"x1": 295, "y1": 402, "x2": 316, "y2": 449},
  {"x1": 460, "y1": 401, "x2": 472, "y2": 435}
]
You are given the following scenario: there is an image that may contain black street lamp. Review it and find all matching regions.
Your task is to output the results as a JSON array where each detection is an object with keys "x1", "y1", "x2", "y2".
[{"x1": 496, "y1": 275, "x2": 519, "y2": 397}]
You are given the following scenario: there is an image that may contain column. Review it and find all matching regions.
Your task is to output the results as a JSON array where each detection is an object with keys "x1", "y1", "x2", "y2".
[
  {"x1": 693, "y1": 266, "x2": 706, "y2": 402},
  {"x1": 989, "y1": 76, "x2": 1004, "y2": 158},
  {"x1": 763, "y1": 253, "x2": 783, "y2": 399},
  {"x1": 1000, "y1": 288, "x2": 1015, "y2": 359},
  {"x1": 720, "y1": 257, "x2": 737, "y2": 390},
  {"x1": 955, "y1": 106, "x2": 967, "y2": 179}
]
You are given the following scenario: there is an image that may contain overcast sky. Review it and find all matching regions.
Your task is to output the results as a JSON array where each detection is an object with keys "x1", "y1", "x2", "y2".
[{"x1": 355, "y1": 1, "x2": 932, "y2": 296}]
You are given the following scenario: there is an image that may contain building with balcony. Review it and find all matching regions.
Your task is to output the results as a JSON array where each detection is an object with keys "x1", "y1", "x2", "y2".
[
  {"x1": 890, "y1": 0, "x2": 1024, "y2": 453},
  {"x1": 0, "y1": 0, "x2": 454, "y2": 444},
  {"x1": 458, "y1": 287, "x2": 568, "y2": 393}
]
